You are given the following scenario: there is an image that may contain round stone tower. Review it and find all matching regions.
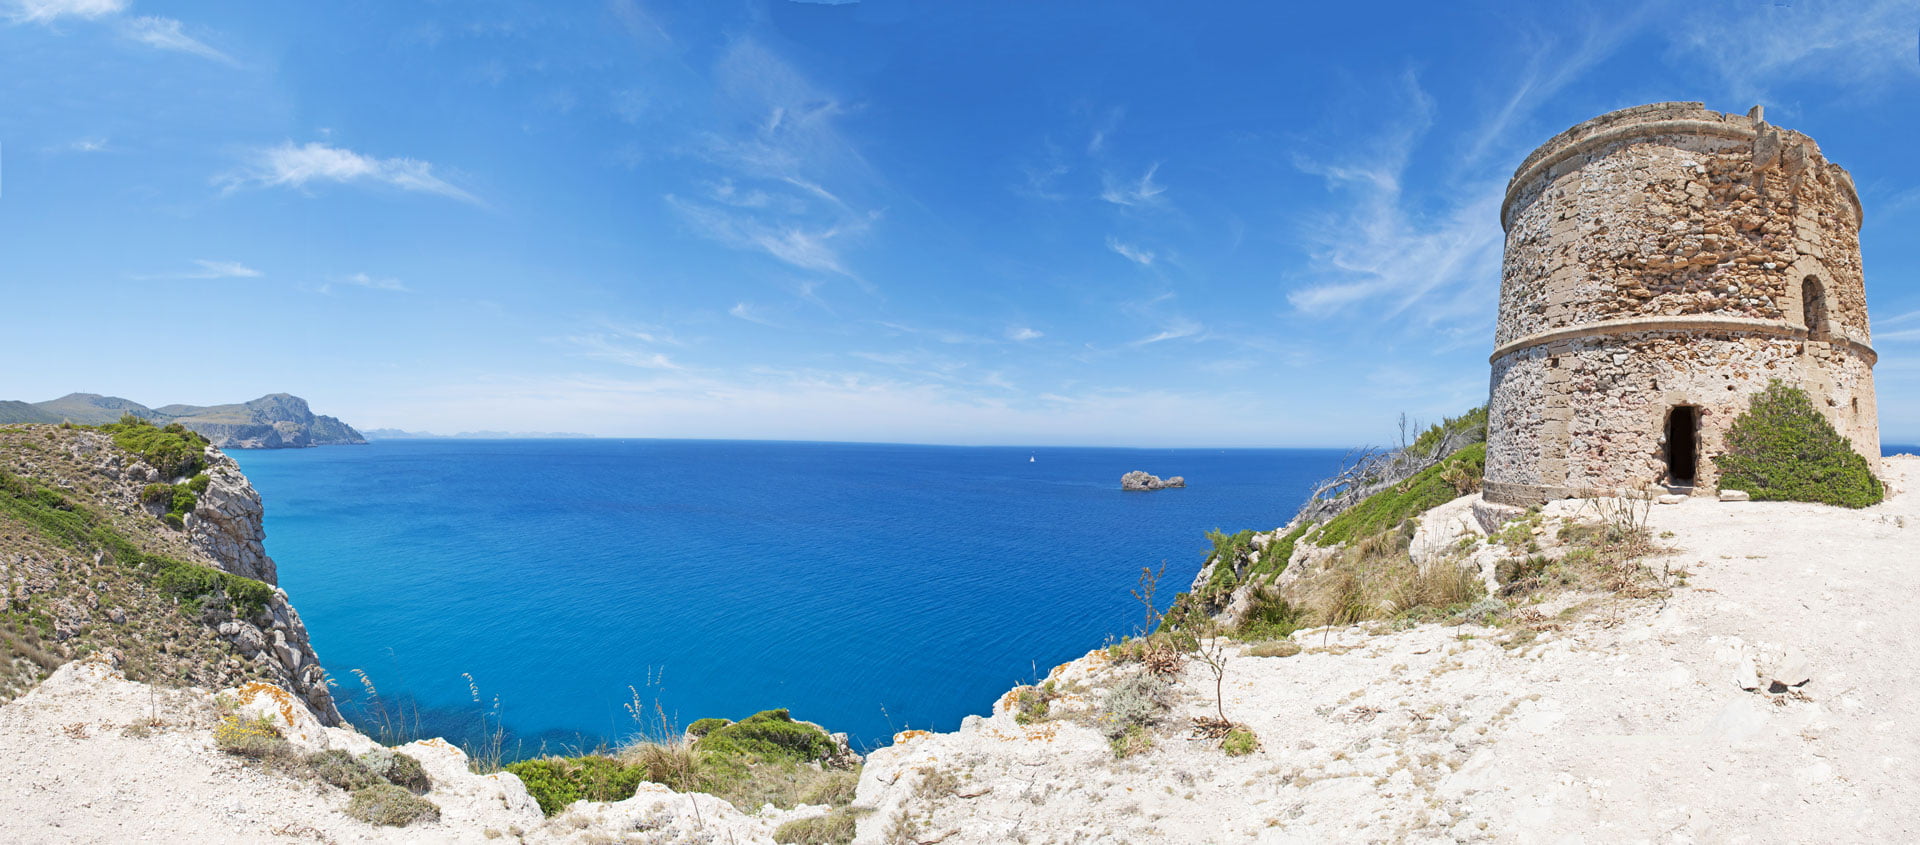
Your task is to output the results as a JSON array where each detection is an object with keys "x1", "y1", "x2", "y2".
[{"x1": 1484, "y1": 102, "x2": 1879, "y2": 506}]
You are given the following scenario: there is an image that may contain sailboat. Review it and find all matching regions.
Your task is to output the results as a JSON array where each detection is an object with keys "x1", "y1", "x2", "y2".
[{"x1": 1029, "y1": 454, "x2": 1035, "y2": 463}]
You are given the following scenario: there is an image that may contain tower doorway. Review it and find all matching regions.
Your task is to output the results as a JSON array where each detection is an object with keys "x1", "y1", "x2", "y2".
[{"x1": 1665, "y1": 406, "x2": 1699, "y2": 486}]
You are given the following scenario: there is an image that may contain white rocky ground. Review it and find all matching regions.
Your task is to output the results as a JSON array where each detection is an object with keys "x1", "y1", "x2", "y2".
[
  {"x1": 852, "y1": 456, "x2": 1920, "y2": 843},
  {"x1": 2, "y1": 458, "x2": 1915, "y2": 843}
]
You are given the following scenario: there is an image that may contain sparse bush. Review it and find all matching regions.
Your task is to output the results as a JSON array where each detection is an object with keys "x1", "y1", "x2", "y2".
[
  {"x1": 1100, "y1": 672, "x2": 1171, "y2": 752},
  {"x1": 1233, "y1": 585, "x2": 1302, "y2": 641},
  {"x1": 380, "y1": 751, "x2": 432, "y2": 794},
  {"x1": 346, "y1": 783, "x2": 440, "y2": 827},
  {"x1": 1010, "y1": 681, "x2": 1057, "y2": 725},
  {"x1": 214, "y1": 714, "x2": 292, "y2": 761},
  {"x1": 1714, "y1": 381, "x2": 1883, "y2": 508},
  {"x1": 139, "y1": 483, "x2": 175, "y2": 506},
  {"x1": 1109, "y1": 723, "x2": 1153, "y2": 758},
  {"x1": 1222, "y1": 727, "x2": 1258, "y2": 756},
  {"x1": 150, "y1": 558, "x2": 272, "y2": 617},
  {"x1": 307, "y1": 749, "x2": 382, "y2": 791}
]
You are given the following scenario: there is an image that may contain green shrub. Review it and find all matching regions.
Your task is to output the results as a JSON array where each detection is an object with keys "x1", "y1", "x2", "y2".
[
  {"x1": 1316, "y1": 443, "x2": 1486, "y2": 545},
  {"x1": 687, "y1": 717, "x2": 730, "y2": 738},
  {"x1": 774, "y1": 808, "x2": 859, "y2": 844},
  {"x1": 150, "y1": 558, "x2": 273, "y2": 617},
  {"x1": 502, "y1": 755, "x2": 643, "y2": 816},
  {"x1": 99, "y1": 414, "x2": 208, "y2": 479},
  {"x1": 1197, "y1": 530, "x2": 1255, "y2": 602},
  {"x1": 695, "y1": 709, "x2": 835, "y2": 763},
  {"x1": 1714, "y1": 381, "x2": 1883, "y2": 508},
  {"x1": 503, "y1": 759, "x2": 581, "y2": 815},
  {"x1": 187, "y1": 473, "x2": 211, "y2": 495},
  {"x1": 346, "y1": 784, "x2": 440, "y2": 827},
  {"x1": 1247, "y1": 522, "x2": 1312, "y2": 580},
  {"x1": 139, "y1": 483, "x2": 175, "y2": 506}
]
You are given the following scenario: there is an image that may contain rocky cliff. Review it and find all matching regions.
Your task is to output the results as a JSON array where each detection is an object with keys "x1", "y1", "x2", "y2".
[
  {"x1": 0, "y1": 393, "x2": 365, "y2": 449},
  {"x1": 0, "y1": 424, "x2": 338, "y2": 722}
]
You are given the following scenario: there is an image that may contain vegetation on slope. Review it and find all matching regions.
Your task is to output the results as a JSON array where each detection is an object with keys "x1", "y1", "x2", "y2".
[
  {"x1": 1714, "y1": 381, "x2": 1883, "y2": 508},
  {"x1": 503, "y1": 708, "x2": 859, "y2": 818},
  {"x1": 1314, "y1": 443, "x2": 1486, "y2": 546},
  {"x1": 0, "y1": 425, "x2": 284, "y2": 703},
  {"x1": 94, "y1": 414, "x2": 211, "y2": 479}
]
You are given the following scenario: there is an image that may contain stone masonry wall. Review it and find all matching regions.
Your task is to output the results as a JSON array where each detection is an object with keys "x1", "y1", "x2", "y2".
[{"x1": 1486, "y1": 103, "x2": 1879, "y2": 505}]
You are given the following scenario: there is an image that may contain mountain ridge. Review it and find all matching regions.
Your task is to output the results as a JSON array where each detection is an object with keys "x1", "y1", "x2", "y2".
[{"x1": 0, "y1": 393, "x2": 365, "y2": 450}]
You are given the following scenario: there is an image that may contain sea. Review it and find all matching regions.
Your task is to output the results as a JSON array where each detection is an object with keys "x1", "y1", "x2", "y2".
[{"x1": 232, "y1": 439, "x2": 1351, "y2": 754}]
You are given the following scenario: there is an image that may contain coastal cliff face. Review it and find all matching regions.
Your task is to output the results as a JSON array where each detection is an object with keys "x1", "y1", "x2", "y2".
[
  {"x1": 0, "y1": 425, "x2": 338, "y2": 723},
  {"x1": 0, "y1": 392, "x2": 366, "y2": 449}
]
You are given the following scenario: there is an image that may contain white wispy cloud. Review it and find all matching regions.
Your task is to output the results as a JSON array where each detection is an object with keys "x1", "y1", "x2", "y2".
[
  {"x1": 667, "y1": 37, "x2": 881, "y2": 283},
  {"x1": 321, "y1": 272, "x2": 407, "y2": 293},
  {"x1": 1106, "y1": 236, "x2": 1155, "y2": 265},
  {"x1": 1287, "y1": 74, "x2": 1505, "y2": 327},
  {"x1": 1671, "y1": 0, "x2": 1920, "y2": 101},
  {"x1": 668, "y1": 195, "x2": 872, "y2": 278},
  {"x1": 133, "y1": 259, "x2": 261, "y2": 280},
  {"x1": 225, "y1": 142, "x2": 482, "y2": 205},
  {"x1": 561, "y1": 325, "x2": 684, "y2": 370},
  {"x1": 124, "y1": 15, "x2": 232, "y2": 63},
  {"x1": 1099, "y1": 162, "x2": 1166, "y2": 206},
  {"x1": 1006, "y1": 326, "x2": 1043, "y2": 342},
  {"x1": 729, "y1": 301, "x2": 778, "y2": 326},
  {"x1": 1131, "y1": 318, "x2": 1202, "y2": 346},
  {"x1": 4, "y1": 0, "x2": 124, "y2": 23}
]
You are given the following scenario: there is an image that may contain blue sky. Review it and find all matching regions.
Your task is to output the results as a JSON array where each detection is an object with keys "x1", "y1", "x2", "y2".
[{"x1": 3, "y1": 0, "x2": 1917, "y2": 446}]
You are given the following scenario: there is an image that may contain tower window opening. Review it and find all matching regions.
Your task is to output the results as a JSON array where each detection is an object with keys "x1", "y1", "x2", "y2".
[
  {"x1": 1665, "y1": 406, "x2": 1700, "y2": 487},
  {"x1": 1802, "y1": 276, "x2": 1830, "y2": 342}
]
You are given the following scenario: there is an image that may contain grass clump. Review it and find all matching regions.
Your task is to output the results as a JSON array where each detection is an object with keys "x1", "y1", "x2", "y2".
[
  {"x1": 1221, "y1": 727, "x2": 1259, "y2": 756},
  {"x1": 774, "y1": 808, "x2": 859, "y2": 844},
  {"x1": 1316, "y1": 443, "x2": 1485, "y2": 546},
  {"x1": 346, "y1": 783, "x2": 441, "y2": 827},
  {"x1": 1714, "y1": 381, "x2": 1883, "y2": 508}
]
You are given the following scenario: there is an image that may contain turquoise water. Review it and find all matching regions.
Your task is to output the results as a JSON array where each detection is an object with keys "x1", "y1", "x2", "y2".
[{"x1": 233, "y1": 439, "x2": 1346, "y2": 753}]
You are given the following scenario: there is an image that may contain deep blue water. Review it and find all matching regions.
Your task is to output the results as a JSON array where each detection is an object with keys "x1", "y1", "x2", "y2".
[{"x1": 233, "y1": 440, "x2": 1347, "y2": 753}]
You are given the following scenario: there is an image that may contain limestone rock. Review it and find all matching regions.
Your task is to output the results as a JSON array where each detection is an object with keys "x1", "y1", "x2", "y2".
[
  {"x1": 1121, "y1": 471, "x2": 1186, "y2": 491},
  {"x1": 1719, "y1": 489, "x2": 1752, "y2": 502}
]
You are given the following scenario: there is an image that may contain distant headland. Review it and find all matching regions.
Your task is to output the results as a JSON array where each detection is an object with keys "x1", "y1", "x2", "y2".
[{"x1": 0, "y1": 392, "x2": 364, "y2": 449}]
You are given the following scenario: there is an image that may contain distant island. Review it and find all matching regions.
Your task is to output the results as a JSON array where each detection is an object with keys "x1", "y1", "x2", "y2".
[
  {"x1": 0, "y1": 392, "x2": 364, "y2": 449},
  {"x1": 363, "y1": 428, "x2": 595, "y2": 440}
]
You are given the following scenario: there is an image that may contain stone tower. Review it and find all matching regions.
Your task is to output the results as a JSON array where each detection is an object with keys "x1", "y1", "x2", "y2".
[{"x1": 1484, "y1": 102, "x2": 1879, "y2": 506}]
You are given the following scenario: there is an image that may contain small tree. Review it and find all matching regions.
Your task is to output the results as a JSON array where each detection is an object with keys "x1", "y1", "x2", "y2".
[{"x1": 1714, "y1": 381, "x2": 1882, "y2": 508}]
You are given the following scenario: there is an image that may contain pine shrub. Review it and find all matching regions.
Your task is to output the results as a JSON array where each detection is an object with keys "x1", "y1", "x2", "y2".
[{"x1": 1713, "y1": 381, "x2": 1882, "y2": 508}]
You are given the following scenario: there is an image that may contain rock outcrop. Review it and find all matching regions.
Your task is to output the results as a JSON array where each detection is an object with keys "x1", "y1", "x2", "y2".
[
  {"x1": 1121, "y1": 470, "x2": 1186, "y2": 491},
  {"x1": 2, "y1": 425, "x2": 339, "y2": 724}
]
